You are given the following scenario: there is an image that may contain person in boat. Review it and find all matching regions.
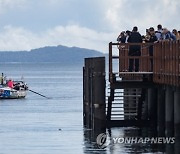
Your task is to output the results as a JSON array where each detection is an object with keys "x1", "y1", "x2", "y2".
[
  {"x1": 7, "y1": 79, "x2": 14, "y2": 89},
  {"x1": 0, "y1": 73, "x2": 6, "y2": 85},
  {"x1": 13, "y1": 81, "x2": 28, "y2": 91},
  {"x1": 0, "y1": 76, "x2": 3, "y2": 85},
  {"x1": 14, "y1": 82, "x2": 20, "y2": 90}
]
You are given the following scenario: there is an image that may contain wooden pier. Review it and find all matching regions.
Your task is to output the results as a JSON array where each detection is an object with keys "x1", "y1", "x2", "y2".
[{"x1": 83, "y1": 40, "x2": 180, "y2": 140}]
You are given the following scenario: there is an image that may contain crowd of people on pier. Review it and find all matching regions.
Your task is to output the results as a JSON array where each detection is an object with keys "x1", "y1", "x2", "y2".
[
  {"x1": 117, "y1": 24, "x2": 180, "y2": 44},
  {"x1": 116, "y1": 25, "x2": 180, "y2": 72}
]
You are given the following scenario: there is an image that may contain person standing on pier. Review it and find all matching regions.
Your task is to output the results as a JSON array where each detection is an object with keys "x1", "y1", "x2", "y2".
[
  {"x1": 145, "y1": 27, "x2": 158, "y2": 71},
  {"x1": 162, "y1": 28, "x2": 176, "y2": 41},
  {"x1": 117, "y1": 31, "x2": 126, "y2": 43},
  {"x1": 172, "y1": 29, "x2": 180, "y2": 40},
  {"x1": 128, "y1": 26, "x2": 142, "y2": 72},
  {"x1": 155, "y1": 24, "x2": 163, "y2": 40},
  {"x1": 145, "y1": 27, "x2": 158, "y2": 54}
]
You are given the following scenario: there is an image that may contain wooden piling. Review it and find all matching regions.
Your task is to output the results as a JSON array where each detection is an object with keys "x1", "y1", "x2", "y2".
[
  {"x1": 147, "y1": 88, "x2": 157, "y2": 126},
  {"x1": 83, "y1": 57, "x2": 106, "y2": 132},
  {"x1": 157, "y1": 86, "x2": 165, "y2": 137},
  {"x1": 83, "y1": 59, "x2": 92, "y2": 128},
  {"x1": 142, "y1": 89, "x2": 148, "y2": 120},
  {"x1": 174, "y1": 87, "x2": 180, "y2": 154},
  {"x1": 174, "y1": 87, "x2": 180, "y2": 138},
  {"x1": 165, "y1": 86, "x2": 174, "y2": 137},
  {"x1": 106, "y1": 89, "x2": 114, "y2": 121}
]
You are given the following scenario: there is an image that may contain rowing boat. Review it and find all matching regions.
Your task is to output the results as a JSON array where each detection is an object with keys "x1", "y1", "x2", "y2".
[{"x1": 0, "y1": 81, "x2": 28, "y2": 99}]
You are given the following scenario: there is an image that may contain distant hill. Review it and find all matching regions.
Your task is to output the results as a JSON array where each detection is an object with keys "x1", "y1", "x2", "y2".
[{"x1": 0, "y1": 45, "x2": 104, "y2": 64}]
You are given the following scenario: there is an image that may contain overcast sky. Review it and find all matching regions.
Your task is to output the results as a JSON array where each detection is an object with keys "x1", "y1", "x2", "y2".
[{"x1": 0, "y1": 0, "x2": 179, "y2": 52}]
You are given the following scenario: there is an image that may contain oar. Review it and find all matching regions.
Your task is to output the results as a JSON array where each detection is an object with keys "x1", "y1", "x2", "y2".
[{"x1": 28, "y1": 89, "x2": 51, "y2": 99}]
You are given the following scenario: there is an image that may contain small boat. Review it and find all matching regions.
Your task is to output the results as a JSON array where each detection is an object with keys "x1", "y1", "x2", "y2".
[
  {"x1": 0, "y1": 81, "x2": 28, "y2": 99},
  {"x1": 0, "y1": 73, "x2": 48, "y2": 99}
]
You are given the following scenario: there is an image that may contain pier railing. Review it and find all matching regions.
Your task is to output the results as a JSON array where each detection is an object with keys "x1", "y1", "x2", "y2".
[
  {"x1": 153, "y1": 40, "x2": 180, "y2": 86},
  {"x1": 109, "y1": 42, "x2": 153, "y2": 83},
  {"x1": 109, "y1": 41, "x2": 180, "y2": 87}
]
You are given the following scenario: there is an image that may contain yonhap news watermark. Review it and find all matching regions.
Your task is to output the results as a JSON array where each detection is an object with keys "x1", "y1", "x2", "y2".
[
  {"x1": 112, "y1": 136, "x2": 175, "y2": 144},
  {"x1": 96, "y1": 133, "x2": 175, "y2": 148}
]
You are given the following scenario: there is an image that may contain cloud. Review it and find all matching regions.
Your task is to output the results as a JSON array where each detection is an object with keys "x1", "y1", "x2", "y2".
[
  {"x1": 0, "y1": 0, "x2": 26, "y2": 14},
  {"x1": 103, "y1": 0, "x2": 180, "y2": 33},
  {"x1": 104, "y1": 0, "x2": 127, "y2": 31},
  {"x1": 0, "y1": 0, "x2": 179, "y2": 52},
  {"x1": 44, "y1": 0, "x2": 65, "y2": 5},
  {"x1": 0, "y1": 25, "x2": 114, "y2": 52}
]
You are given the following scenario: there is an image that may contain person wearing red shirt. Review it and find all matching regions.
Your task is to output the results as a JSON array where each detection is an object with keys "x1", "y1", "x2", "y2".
[{"x1": 7, "y1": 79, "x2": 14, "y2": 88}]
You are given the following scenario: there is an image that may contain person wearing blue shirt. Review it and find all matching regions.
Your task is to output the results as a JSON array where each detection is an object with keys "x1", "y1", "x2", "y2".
[{"x1": 162, "y1": 28, "x2": 176, "y2": 41}]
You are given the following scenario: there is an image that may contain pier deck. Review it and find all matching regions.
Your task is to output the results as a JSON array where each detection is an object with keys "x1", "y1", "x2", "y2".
[{"x1": 83, "y1": 40, "x2": 180, "y2": 137}]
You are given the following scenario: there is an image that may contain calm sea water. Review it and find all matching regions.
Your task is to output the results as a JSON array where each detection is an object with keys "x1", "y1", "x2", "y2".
[{"x1": 0, "y1": 63, "x2": 171, "y2": 154}]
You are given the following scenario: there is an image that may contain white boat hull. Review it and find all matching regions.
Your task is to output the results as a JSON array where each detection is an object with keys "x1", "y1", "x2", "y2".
[{"x1": 0, "y1": 87, "x2": 27, "y2": 99}]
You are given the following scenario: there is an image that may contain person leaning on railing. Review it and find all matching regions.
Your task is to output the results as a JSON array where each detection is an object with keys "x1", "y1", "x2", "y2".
[
  {"x1": 155, "y1": 24, "x2": 163, "y2": 41},
  {"x1": 117, "y1": 31, "x2": 126, "y2": 43},
  {"x1": 162, "y1": 28, "x2": 176, "y2": 41},
  {"x1": 172, "y1": 29, "x2": 180, "y2": 40},
  {"x1": 145, "y1": 27, "x2": 158, "y2": 71},
  {"x1": 127, "y1": 26, "x2": 142, "y2": 72},
  {"x1": 145, "y1": 27, "x2": 158, "y2": 54},
  {"x1": 178, "y1": 31, "x2": 180, "y2": 40}
]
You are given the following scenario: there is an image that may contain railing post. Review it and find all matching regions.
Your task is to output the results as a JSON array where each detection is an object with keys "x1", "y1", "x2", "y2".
[
  {"x1": 109, "y1": 42, "x2": 113, "y2": 83},
  {"x1": 177, "y1": 40, "x2": 180, "y2": 87}
]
